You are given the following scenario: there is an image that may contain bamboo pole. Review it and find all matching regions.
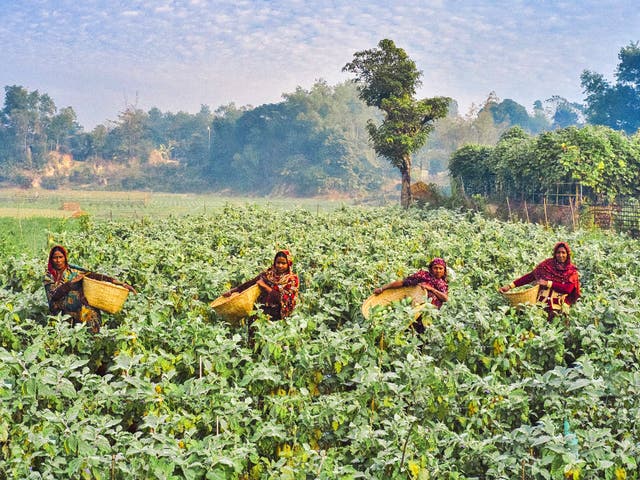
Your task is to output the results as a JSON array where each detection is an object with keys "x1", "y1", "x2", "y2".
[
  {"x1": 524, "y1": 200, "x2": 530, "y2": 223},
  {"x1": 506, "y1": 197, "x2": 512, "y2": 222},
  {"x1": 543, "y1": 197, "x2": 549, "y2": 228}
]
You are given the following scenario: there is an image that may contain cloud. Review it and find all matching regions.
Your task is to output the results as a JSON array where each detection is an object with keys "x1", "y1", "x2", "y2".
[{"x1": 1, "y1": 0, "x2": 637, "y2": 127}]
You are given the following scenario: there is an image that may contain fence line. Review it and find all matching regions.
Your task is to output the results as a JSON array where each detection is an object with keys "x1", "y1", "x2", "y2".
[{"x1": 498, "y1": 196, "x2": 640, "y2": 238}]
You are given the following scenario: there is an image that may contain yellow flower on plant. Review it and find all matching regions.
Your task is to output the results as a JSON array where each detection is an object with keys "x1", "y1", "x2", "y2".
[
  {"x1": 564, "y1": 467, "x2": 580, "y2": 480},
  {"x1": 408, "y1": 460, "x2": 420, "y2": 479},
  {"x1": 334, "y1": 361, "x2": 342, "y2": 374},
  {"x1": 615, "y1": 467, "x2": 627, "y2": 480}
]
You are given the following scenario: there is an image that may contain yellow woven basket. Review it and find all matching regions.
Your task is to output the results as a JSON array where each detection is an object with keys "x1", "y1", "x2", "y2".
[
  {"x1": 501, "y1": 284, "x2": 540, "y2": 306},
  {"x1": 83, "y1": 277, "x2": 130, "y2": 314},
  {"x1": 361, "y1": 285, "x2": 426, "y2": 319},
  {"x1": 210, "y1": 284, "x2": 261, "y2": 326}
]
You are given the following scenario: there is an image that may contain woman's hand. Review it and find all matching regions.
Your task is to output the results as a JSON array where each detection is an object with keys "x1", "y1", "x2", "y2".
[
  {"x1": 257, "y1": 279, "x2": 271, "y2": 292},
  {"x1": 71, "y1": 273, "x2": 86, "y2": 283},
  {"x1": 537, "y1": 279, "x2": 549, "y2": 287},
  {"x1": 499, "y1": 284, "x2": 511, "y2": 293},
  {"x1": 124, "y1": 284, "x2": 137, "y2": 294},
  {"x1": 374, "y1": 287, "x2": 384, "y2": 295},
  {"x1": 223, "y1": 288, "x2": 236, "y2": 298}
]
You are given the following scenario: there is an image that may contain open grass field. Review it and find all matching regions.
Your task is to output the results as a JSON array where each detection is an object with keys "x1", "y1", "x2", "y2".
[{"x1": 0, "y1": 188, "x2": 362, "y2": 220}]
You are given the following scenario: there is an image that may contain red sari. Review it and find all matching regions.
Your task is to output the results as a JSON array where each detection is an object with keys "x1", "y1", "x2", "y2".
[{"x1": 513, "y1": 242, "x2": 581, "y2": 310}]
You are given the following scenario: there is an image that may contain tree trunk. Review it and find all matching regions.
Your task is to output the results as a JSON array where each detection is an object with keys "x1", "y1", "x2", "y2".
[{"x1": 400, "y1": 155, "x2": 412, "y2": 208}]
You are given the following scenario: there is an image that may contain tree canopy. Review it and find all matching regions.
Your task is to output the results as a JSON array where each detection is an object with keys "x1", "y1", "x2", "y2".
[
  {"x1": 581, "y1": 41, "x2": 640, "y2": 134},
  {"x1": 450, "y1": 124, "x2": 640, "y2": 203},
  {"x1": 343, "y1": 39, "x2": 450, "y2": 207}
]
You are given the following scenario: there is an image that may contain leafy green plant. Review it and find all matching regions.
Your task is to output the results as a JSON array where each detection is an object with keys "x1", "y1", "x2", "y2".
[{"x1": 0, "y1": 205, "x2": 639, "y2": 478}]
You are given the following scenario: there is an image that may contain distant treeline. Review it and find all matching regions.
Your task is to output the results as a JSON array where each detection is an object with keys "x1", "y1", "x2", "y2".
[{"x1": 0, "y1": 42, "x2": 638, "y2": 196}]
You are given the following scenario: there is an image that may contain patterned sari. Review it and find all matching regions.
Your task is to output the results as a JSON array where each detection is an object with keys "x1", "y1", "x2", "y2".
[
  {"x1": 237, "y1": 249, "x2": 300, "y2": 320},
  {"x1": 402, "y1": 257, "x2": 449, "y2": 309},
  {"x1": 43, "y1": 245, "x2": 119, "y2": 333}
]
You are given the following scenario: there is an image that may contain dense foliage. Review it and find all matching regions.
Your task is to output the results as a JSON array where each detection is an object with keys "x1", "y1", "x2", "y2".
[
  {"x1": 206, "y1": 82, "x2": 388, "y2": 196},
  {"x1": 0, "y1": 83, "x2": 392, "y2": 196},
  {"x1": 450, "y1": 125, "x2": 640, "y2": 202},
  {"x1": 1, "y1": 206, "x2": 639, "y2": 479}
]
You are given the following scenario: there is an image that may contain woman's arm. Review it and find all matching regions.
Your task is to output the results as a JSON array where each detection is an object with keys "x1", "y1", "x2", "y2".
[
  {"x1": 500, "y1": 271, "x2": 535, "y2": 292},
  {"x1": 423, "y1": 283, "x2": 448, "y2": 303},
  {"x1": 223, "y1": 273, "x2": 261, "y2": 297},
  {"x1": 548, "y1": 280, "x2": 576, "y2": 295},
  {"x1": 374, "y1": 280, "x2": 404, "y2": 295},
  {"x1": 43, "y1": 272, "x2": 84, "y2": 301}
]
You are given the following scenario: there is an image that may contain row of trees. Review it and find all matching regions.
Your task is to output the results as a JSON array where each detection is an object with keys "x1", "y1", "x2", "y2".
[
  {"x1": 449, "y1": 124, "x2": 640, "y2": 203},
  {"x1": 1, "y1": 41, "x2": 638, "y2": 197},
  {"x1": 0, "y1": 80, "x2": 556, "y2": 195}
]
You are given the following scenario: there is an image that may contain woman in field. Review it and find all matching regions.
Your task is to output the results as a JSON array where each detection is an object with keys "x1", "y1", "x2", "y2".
[
  {"x1": 44, "y1": 245, "x2": 136, "y2": 333},
  {"x1": 373, "y1": 257, "x2": 449, "y2": 332},
  {"x1": 223, "y1": 249, "x2": 299, "y2": 321},
  {"x1": 499, "y1": 241, "x2": 580, "y2": 317}
]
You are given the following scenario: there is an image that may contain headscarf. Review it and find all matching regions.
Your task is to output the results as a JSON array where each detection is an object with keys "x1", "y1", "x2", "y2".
[
  {"x1": 427, "y1": 257, "x2": 449, "y2": 299},
  {"x1": 262, "y1": 249, "x2": 299, "y2": 318},
  {"x1": 47, "y1": 245, "x2": 69, "y2": 282},
  {"x1": 533, "y1": 242, "x2": 581, "y2": 304},
  {"x1": 264, "y1": 249, "x2": 295, "y2": 285}
]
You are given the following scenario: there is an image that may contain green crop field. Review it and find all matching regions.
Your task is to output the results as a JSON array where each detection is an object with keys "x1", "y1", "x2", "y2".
[{"x1": 0, "y1": 205, "x2": 638, "y2": 479}]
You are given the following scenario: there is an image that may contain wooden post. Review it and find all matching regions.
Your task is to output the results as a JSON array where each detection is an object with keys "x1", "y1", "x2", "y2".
[
  {"x1": 524, "y1": 200, "x2": 530, "y2": 223},
  {"x1": 569, "y1": 197, "x2": 576, "y2": 230},
  {"x1": 506, "y1": 197, "x2": 512, "y2": 222},
  {"x1": 543, "y1": 196, "x2": 549, "y2": 228}
]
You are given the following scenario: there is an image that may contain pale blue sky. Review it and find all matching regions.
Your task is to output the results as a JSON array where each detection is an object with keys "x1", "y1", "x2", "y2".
[{"x1": 1, "y1": 0, "x2": 638, "y2": 129}]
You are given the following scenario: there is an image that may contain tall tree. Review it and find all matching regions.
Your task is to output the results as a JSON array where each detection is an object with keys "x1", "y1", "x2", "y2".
[
  {"x1": 581, "y1": 41, "x2": 640, "y2": 134},
  {"x1": 544, "y1": 95, "x2": 584, "y2": 129},
  {"x1": 343, "y1": 39, "x2": 450, "y2": 207},
  {"x1": 47, "y1": 106, "x2": 80, "y2": 151},
  {"x1": 1, "y1": 85, "x2": 56, "y2": 169}
]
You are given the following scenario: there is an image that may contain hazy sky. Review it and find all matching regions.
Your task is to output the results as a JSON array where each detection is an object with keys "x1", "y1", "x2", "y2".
[{"x1": 2, "y1": 0, "x2": 638, "y2": 129}]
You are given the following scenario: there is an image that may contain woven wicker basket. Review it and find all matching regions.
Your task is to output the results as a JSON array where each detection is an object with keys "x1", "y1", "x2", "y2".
[
  {"x1": 361, "y1": 285, "x2": 426, "y2": 319},
  {"x1": 210, "y1": 284, "x2": 261, "y2": 326},
  {"x1": 501, "y1": 284, "x2": 540, "y2": 306},
  {"x1": 83, "y1": 277, "x2": 130, "y2": 314}
]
